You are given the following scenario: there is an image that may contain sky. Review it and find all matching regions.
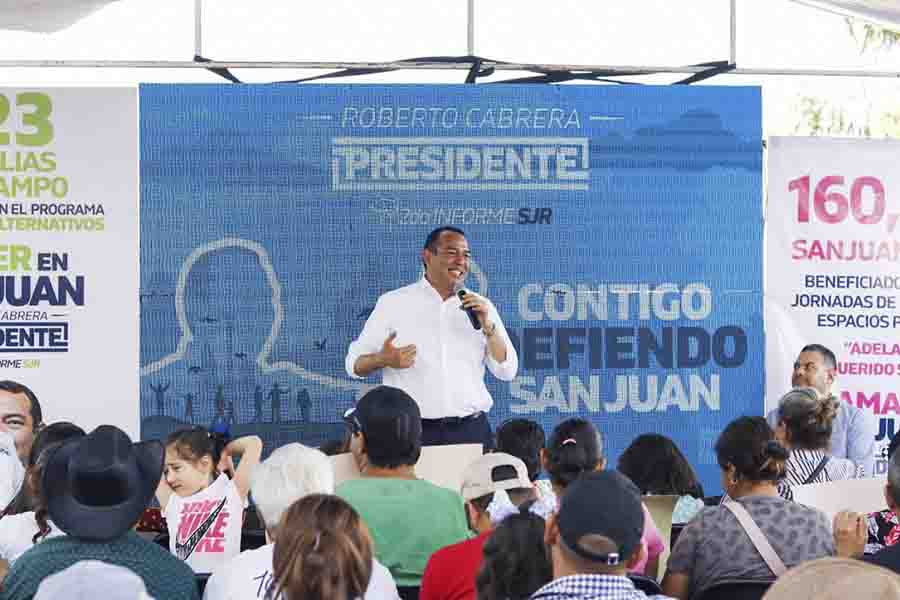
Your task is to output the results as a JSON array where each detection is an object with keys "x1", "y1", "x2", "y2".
[{"x1": 0, "y1": 0, "x2": 899, "y2": 136}]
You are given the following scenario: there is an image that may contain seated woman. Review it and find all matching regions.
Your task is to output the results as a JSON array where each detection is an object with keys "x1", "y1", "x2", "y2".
[
  {"x1": 268, "y1": 494, "x2": 373, "y2": 600},
  {"x1": 542, "y1": 418, "x2": 665, "y2": 579},
  {"x1": 617, "y1": 433, "x2": 705, "y2": 524},
  {"x1": 776, "y1": 387, "x2": 860, "y2": 487},
  {"x1": 0, "y1": 422, "x2": 85, "y2": 579},
  {"x1": 662, "y1": 416, "x2": 834, "y2": 600}
]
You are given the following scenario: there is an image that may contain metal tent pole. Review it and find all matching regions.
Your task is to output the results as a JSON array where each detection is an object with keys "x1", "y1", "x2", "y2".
[
  {"x1": 194, "y1": 0, "x2": 203, "y2": 57},
  {"x1": 467, "y1": 0, "x2": 475, "y2": 55},
  {"x1": 730, "y1": 0, "x2": 737, "y2": 65}
]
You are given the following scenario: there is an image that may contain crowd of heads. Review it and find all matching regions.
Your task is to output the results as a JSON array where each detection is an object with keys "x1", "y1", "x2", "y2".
[{"x1": 1, "y1": 337, "x2": 898, "y2": 600}]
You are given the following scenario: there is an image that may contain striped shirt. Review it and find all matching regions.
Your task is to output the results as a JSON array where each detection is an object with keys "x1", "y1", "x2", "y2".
[{"x1": 784, "y1": 448, "x2": 860, "y2": 487}]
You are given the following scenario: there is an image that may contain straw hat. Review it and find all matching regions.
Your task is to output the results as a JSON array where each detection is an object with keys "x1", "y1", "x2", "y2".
[{"x1": 763, "y1": 558, "x2": 900, "y2": 600}]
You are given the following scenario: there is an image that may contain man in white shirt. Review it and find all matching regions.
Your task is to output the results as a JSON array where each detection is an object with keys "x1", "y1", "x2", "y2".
[
  {"x1": 345, "y1": 227, "x2": 518, "y2": 447},
  {"x1": 0, "y1": 381, "x2": 43, "y2": 510},
  {"x1": 203, "y1": 443, "x2": 399, "y2": 600}
]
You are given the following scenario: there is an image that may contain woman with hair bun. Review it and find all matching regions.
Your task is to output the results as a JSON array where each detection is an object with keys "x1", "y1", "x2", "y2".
[
  {"x1": 267, "y1": 494, "x2": 373, "y2": 600},
  {"x1": 775, "y1": 387, "x2": 861, "y2": 485},
  {"x1": 662, "y1": 416, "x2": 834, "y2": 600}
]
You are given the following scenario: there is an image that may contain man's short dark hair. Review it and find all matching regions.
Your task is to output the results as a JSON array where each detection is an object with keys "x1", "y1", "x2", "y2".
[
  {"x1": 355, "y1": 386, "x2": 422, "y2": 469},
  {"x1": 423, "y1": 226, "x2": 466, "y2": 252},
  {"x1": 496, "y1": 419, "x2": 545, "y2": 481},
  {"x1": 801, "y1": 344, "x2": 836, "y2": 370},
  {"x1": 0, "y1": 380, "x2": 42, "y2": 427}
]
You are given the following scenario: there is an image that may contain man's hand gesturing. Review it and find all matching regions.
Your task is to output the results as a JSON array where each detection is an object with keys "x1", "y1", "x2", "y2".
[{"x1": 380, "y1": 332, "x2": 416, "y2": 369}]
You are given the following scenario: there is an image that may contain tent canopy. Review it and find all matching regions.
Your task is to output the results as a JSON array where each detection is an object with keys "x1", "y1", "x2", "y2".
[{"x1": 0, "y1": 0, "x2": 120, "y2": 33}]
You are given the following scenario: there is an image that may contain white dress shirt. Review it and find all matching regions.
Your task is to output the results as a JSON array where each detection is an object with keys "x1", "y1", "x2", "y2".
[{"x1": 345, "y1": 278, "x2": 518, "y2": 419}]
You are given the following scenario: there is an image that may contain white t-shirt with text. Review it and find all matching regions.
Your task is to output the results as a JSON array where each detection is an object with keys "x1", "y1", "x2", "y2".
[{"x1": 164, "y1": 473, "x2": 244, "y2": 574}]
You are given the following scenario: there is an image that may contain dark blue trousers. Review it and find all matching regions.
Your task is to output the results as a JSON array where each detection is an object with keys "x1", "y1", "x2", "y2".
[{"x1": 421, "y1": 412, "x2": 493, "y2": 450}]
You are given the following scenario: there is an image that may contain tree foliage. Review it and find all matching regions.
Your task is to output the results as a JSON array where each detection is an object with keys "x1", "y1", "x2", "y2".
[
  {"x1": 845, "y1": 17, "x2": 900, "y2": 53},
  {"x1": 792, "y1": 17, "x2": 900, "y2": 137}
]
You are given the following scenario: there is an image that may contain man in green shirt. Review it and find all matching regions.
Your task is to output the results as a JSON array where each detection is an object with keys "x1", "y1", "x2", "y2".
[
  {"x1": 337, "y1": 386, "x2": 470, "y2": 587},
  {"x1": 1, "y1": 425, "x2": 198, "y2": 600}
]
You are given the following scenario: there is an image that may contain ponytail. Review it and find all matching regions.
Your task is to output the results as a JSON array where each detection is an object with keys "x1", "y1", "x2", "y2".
[
  {"x1": 166, "y1": 427, "x2": 229, "y2": 477},
  {"x1": 30, "y1": 441, "x2": 67, "y2": 544},
  {"x1": 545, "y1": 418, "x2": 603, "y2": 489},
  {"x1": 758, "y1": 440, "x2": 790, "y2": 481}
]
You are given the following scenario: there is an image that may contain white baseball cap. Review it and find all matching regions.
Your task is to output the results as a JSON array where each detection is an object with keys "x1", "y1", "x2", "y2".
[{"x1": 460, "y1": 452, "x2": 533, "y2": 501}]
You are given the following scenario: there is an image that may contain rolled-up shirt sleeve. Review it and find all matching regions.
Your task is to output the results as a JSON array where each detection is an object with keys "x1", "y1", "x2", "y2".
[
  {"x1": 484, "y1": 303, "x2": 518, "y2": 381},
  {"x1": 345, "y1": 296, "x2": 392, "y2": 379}
]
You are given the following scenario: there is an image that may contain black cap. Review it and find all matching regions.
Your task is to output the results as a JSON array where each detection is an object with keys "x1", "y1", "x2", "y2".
[
  {"x1": 557, "y1": 471, "x2": 644, "y2": 565},
  {"x1": 345, "y1": 386, "x2": 422, "y2": 466}
]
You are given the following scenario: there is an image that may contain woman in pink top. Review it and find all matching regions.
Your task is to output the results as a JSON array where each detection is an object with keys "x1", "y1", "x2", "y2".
[{"x1": 541, "y1": 418, "x2": 665, "y2": 579}]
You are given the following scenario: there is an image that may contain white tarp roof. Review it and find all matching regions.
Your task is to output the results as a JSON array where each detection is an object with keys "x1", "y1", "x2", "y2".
[
  {"x1": 0, "y1": 0, "x2": 120, "y2": 33},
  {"x1": 793, "y1": 0, "x2": 900, "y2": 27},
  {"x1": 3, "y1": 1, "x2": 900, "y2": 37}
]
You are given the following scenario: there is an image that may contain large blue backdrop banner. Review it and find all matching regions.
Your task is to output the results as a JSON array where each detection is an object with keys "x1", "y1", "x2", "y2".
[{"x1": 139, "y1": 84, "x2": 763, "y2": 492}]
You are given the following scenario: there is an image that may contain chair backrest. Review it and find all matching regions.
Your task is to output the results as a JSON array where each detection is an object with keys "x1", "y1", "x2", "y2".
[
  {"x1": 628, "y1": 574, "x2": 663, "y2": 596},
  {"x1": 693, "y1": 578, "x2": 774, "y2": 600},
  {"x1": 670, "y1": 523, "x2": 686, "y2": 549},
  {"x1": 195, "y1": 573, "x2": 211, "y2": 596},
  {"x1": 153, "y1": 532, "x2": 169, "y2": 551},
  {"x1": 241, "y1": 529, "x2": 267, "y2": 552},
  {"x1": 136, "y1": 507, "x2": 164, "y2": 532},
  {"x1": 641, "y1": 494, "x2": 679, "y2": 579},
  {"x1": 791, "y1": 477, "x2": 887, "y2": 521},
  {"x1": 397, "y1": 586, "x2": 420, "y2": 600}
]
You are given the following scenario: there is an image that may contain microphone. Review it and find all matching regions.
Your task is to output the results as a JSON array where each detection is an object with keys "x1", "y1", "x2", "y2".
[{"x1": 457, "y1": 289, "x2": 482, "y2": 330}]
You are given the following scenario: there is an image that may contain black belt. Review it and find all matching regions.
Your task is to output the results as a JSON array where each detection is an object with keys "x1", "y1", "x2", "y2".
[{"x1": 422, "y1": 412, "x2": 484, "y2": 427}]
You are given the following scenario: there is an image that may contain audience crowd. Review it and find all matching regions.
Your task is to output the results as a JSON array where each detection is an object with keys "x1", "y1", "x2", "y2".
[{"x1": 0, "y1": 342, "x2": 897, "y2": 600}]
